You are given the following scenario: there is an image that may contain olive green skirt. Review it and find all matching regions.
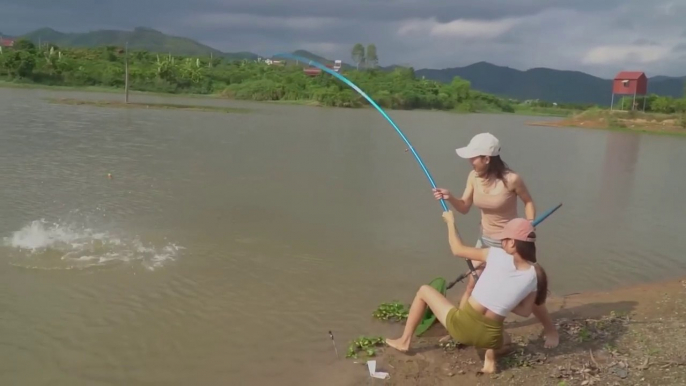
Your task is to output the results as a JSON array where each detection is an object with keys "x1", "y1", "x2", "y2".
[{"x1": 446, "y1": 301, "x2": 504, "y2": 349}]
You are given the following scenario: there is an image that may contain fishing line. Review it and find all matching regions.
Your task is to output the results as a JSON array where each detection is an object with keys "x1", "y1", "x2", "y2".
[{"x1": 274, "y1": 53, "x2": 477, "y2": 275}]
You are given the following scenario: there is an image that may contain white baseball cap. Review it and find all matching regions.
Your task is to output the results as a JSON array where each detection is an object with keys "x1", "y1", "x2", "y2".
[{"x1": 455, "y1": 132, "x2": 501, "y2": 159}]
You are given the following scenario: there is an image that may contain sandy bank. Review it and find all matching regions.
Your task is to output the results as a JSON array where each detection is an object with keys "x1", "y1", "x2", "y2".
[
  {"x1": 311, "y1": 277, "x2": 686, "y2": 385},
  {"x1": 526, "y1": 109, "x2": 686, "y2": 136}
]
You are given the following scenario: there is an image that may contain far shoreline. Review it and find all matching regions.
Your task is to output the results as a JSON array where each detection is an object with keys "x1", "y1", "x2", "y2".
[
  {"x1": 12, "y1": 80, "x2": 683, "y2": 135},
  {"x1": 45, "y1": 98, "x2": 251, "y2": 114},
  {"x1": 1, "y1": 80, "x2": 573, "y2": 118},
  {"x1": 526, "y1": 109, "x2": 686, "y2": 137}
]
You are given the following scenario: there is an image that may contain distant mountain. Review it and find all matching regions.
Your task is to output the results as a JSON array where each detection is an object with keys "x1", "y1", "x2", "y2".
[
  {"x1": 21, "y1": 27, "x2": 258, "y2": 60},
  {"x1": 650, "y1": 76, "x2": 686, "y2": 97},
  {"x1": 416, "y1": 62, "x2": 685, "y2": 105}
]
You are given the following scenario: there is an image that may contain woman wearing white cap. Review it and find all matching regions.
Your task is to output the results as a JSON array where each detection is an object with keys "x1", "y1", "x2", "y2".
[{"x1": 432, "y1": 132, "x2": 559, "y2": 348}]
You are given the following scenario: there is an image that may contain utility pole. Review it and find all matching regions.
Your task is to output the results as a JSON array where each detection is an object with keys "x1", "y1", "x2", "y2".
[{"x1": 124, "y1": 41, "x2": 129, "y2": 104}]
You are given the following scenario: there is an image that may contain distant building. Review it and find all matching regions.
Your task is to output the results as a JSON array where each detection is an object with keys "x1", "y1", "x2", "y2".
[
  {"x1": 611, "y1": 71, "x2": 648, "y2": 111},
  {"x1": 303, "y1": 60, "x2": 340, "y2": 77},
  {"x1": 303, "y1": 67, "x2": 322, "y2": 76},
  {"x1": 0, "y1": 37, "x2": 15, "y2": 47}
]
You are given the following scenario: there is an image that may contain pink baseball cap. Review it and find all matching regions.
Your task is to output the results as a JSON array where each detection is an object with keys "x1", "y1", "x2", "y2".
[{"x1": 493, "y1": 218, "x2": 535, "y2": 242}]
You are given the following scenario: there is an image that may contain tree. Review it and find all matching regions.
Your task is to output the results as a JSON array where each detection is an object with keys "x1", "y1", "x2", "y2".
[
  {"x1": 351, "y1": 43, "x2": 365, "y2": 70},
  {"x1": 448, "y1": 77, "x2": 471, "y2": 103},
  {"x1": 3, "y1": 50, "x2": 36, "y2": 78},
  {"x1": 651, "y1": 96, "x2": 676, "y2": 113},
  {"x1": 366, "y1": 44, "x2": 378, "y2": 69},
  {"x1": 13, "y1": 39, "x2": 36, "y2": 53}
]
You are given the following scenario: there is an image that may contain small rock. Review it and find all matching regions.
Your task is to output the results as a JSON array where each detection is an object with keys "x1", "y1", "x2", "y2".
[{"x1": 610, "y1": 366, "x2": 628, "y2": 379}]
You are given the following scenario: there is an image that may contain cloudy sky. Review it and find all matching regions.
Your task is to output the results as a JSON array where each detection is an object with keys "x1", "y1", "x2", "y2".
[{"x1": 1, "y1": 0, "x2": 685, "y2": 78}]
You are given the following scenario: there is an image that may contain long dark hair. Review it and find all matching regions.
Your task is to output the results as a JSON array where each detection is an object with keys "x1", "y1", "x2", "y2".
[
  {"x1": 480, "y1": 155, "x2": 512, "y2": 185},
  {"x1": 514, "y1": 232, "x2": 548, "y2": 305}
]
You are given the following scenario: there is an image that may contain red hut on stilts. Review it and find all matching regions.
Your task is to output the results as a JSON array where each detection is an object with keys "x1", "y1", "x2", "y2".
[{"x1": 610, "y1": 71, "x2": 648, "y2": 111}]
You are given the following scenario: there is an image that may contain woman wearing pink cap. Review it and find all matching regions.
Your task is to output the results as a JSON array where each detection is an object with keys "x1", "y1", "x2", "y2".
[
  {"x1": 432, "y1": 132, "x2": 559, "y2": 348},
  {"x1": 386, "y1": 212, "x2": 548, "y2": 374}
]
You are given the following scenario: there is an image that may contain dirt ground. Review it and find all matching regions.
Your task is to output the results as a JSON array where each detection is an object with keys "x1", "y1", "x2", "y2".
[{"x1": 315, "y1": 278, "x2": 686, "y2": 385}]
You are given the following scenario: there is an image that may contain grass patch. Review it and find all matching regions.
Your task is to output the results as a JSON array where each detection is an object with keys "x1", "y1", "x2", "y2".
[
  {"x1": 578, "y1": 108, "x2": 677, "y2": 122},
  {"x1": 514, "y1": 105, "x2": 577, "y2": 117},
  {"x1": 46, "y1": 98, "x2": 251, "y2": 113}
]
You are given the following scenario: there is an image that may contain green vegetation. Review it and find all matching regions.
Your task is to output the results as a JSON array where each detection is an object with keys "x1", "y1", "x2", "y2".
[
  {"x1": 617, "y1": 94, "x2": 686, "y2": 114},
  {"x1": 0, "y1": 39, "x2": 519, "y2": 112},
  {"x1": 372, "y1": 301, "x2": 409, "y2": 322},
  {"x1": 346, "y1": 336, "x2": 385, "y2": 359}
]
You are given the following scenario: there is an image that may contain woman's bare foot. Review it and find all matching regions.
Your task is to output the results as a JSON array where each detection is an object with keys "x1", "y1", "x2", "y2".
[
  {"x1": 479, "y1": 348, "x2": 498, "y2": 374},
  {"x1": 385, "y1": 338, "x2": 409, "y2": 353},
  {"x1": 479, "y1": 358, "x2": 497, "y2": 374},
  {"x1": 544, "y1": 329, "x2": 560, "y2": 348}
]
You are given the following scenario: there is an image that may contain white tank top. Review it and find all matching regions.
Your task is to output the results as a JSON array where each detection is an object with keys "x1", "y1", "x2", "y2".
[{"x1": 471, "y1": 247, "x2": 537, "y2": 317}]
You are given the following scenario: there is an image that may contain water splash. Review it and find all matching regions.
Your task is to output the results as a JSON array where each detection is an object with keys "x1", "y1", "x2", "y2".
[{"x1": 3, "y1": 219, "x2": 183, "y2": 271}]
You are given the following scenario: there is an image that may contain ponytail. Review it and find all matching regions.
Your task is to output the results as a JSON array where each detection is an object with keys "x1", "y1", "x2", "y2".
[
  {"x1": 514, "y1": 232, "x2": 549, "y2": 305},
  {"x1": 532, "y1": 264, "x2": 548, "y2": 305}
]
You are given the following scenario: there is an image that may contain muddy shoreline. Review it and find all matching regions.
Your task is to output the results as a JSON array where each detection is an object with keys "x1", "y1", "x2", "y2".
[
  {"x1": 311, "y1": 277, "x2": 686, "y2": 385},
  {"x1": 45, "y1": 98, "x2": 251, "y2": 113},
  {"x1": 526, "y1": 109, "x2": 686, "y2": 136}
]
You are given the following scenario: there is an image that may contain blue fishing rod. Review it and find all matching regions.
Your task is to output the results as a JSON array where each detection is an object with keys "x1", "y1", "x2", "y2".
[{"x1": 274, "y1": 53, "x2": 478, "y2": 276}]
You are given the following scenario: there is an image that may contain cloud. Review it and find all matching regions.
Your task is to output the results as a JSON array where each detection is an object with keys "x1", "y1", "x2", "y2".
[
  {"x1": 582, "y1": 45, "x2": 671, "y2": 65},
  {"x1": 398, "y1": 17, "x2": 520, "y2": 40},
  {"x1": 632, "y1": 39, "x2": 660, "y2": 46},
  {"x1": 0, "y1": 0, "x2": 684, "y2": 77},
  {"x1": 184, "y1": 13, "x2": 340, "y2": 31},
  {"x1": 298, "y1": 42, "x2": 345, "y2": 55}
]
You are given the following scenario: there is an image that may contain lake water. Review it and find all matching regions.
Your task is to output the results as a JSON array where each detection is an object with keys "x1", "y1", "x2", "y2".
[{"x1": 1, "y1": 88, "x2": 685, "y2": 385}]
